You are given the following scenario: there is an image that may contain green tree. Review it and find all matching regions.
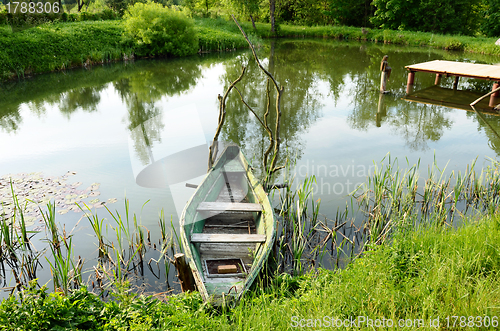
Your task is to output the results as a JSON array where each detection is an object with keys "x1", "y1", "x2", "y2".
[
  {"x1": 324, "y1": 0, "x2": 373, "y2": 27},
  {"x1": 276, "y1": 0, "x2": 329, "y2": 26},
  {"x1": 105, "y1": 0, "x2": 129, "y2": 15},
  {"x1": 481, "y1": 0, "x2": 500, "y2": 37},
  {"x1": 371, "y1": 0, "x2": 482, "y2": 35},
  {"x1": 223, "y1": 0, "x2": 261, "y2": 28},
  {"x1": 123, "y1": 1, "x2": 198, "y2": 57},
  {"x1": 183, "y1": 0, "x2": 219, "y2": 17}
]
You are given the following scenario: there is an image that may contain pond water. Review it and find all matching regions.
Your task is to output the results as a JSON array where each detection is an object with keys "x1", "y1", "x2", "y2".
[{"x1": 1, "y1": 38, "x2": 500, "y2": 294}]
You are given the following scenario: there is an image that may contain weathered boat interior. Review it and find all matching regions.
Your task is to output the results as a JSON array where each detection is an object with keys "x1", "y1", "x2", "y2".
[{"x1": 184, "y1": 146, "x2": 268, "y2": 297}]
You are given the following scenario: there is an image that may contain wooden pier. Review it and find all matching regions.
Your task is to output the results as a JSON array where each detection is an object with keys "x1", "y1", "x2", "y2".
[{"x1": 405, "y1": 60, "x2": 500, "y2": 99}]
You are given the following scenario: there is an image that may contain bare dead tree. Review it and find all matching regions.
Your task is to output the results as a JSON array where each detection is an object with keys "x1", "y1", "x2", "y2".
[{"x1": 208, "y1": 15, "x2": 284, "y2": 189}]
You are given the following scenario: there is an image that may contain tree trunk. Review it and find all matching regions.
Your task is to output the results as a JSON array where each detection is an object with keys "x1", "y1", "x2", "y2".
[
  {"x1": 250, "y1": 14, "x2": 256, "y2": 30},
  {"x1": 77, "y1": 0, "x2": 85, "y2": 12},
  {"x1": 269, "y1": 0, "x2": 275, "y2": 33}
]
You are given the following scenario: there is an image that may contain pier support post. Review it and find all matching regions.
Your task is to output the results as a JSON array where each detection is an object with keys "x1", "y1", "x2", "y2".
[
  {"x1": 435, "y1": 74, "x2": 442, "y2": 86},
  {"x1": 493, "y1": 82, "x2": 500, "y2": 97},
  {"x1": 406, "y1": 71, "x2": 415, "y2": 94},
  {"x1": 453, "y1": 76, "x2": 460, "y2": 90},
  {"x1": 380, "y1": 71, "x2": 388, "y2": 93},
  {"x1": 174, "y1": 253, "x2": 196, "y2": 292},
  {"x1": 490, "y1": 82, "x2": 500, "y2": 108}
]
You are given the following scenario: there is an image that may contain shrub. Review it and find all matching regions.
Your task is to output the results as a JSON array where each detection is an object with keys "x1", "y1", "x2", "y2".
[
  {"x1": 123, "y1": 1, "x2": 198, "y2": 57},
  {"x1": 105, "y1": 0, "x2": 129, "y2": 16}
]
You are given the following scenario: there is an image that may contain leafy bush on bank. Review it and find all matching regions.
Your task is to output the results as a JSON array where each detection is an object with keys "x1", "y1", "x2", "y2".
[{"x1": 123, "y1": 2, "x2": 198, "y2": 57}]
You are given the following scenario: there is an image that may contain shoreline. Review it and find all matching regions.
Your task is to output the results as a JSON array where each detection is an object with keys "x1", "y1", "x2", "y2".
[{"x1": 1, "y1": 18, "x2": 500, "y2": 84}]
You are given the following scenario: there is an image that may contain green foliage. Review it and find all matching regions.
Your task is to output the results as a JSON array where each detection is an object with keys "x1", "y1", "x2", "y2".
[
  {"x1": 0, "y1": 21, "x2": 129, "y2": 81},
  {"x1": 194, "y1": 17, "x2": 255, "y2": 51},
  {"x1": 481, "y1": 0, "x2": 500, "y2": 37},
  {"x1": 104, "y1": 0, "x2": 130, "y2": 16},
  {"x1": 0, "y1": 216, "x2": 499, "y2": 329},
  {"x1": 275, "y1": 0, "x2": 329, "y2": 26},
  {"x1": 221, "y1": 0, "x2": 260, "y2": 23},
  {"x1": 123, "y1": 2, "x2": 198, "y2": 57},
  {"x1": 371, "y1": 0, "x2": 482, "y2": 35},
  {"x1": 323, "y1": 0, "x2": 374, "y2": 27},
  {"x1": 183, "y1": 0, "x2": 221, "y2": 18},
  {"x1": 0, "y1": 8, "x2": 118, "y2": 27}
]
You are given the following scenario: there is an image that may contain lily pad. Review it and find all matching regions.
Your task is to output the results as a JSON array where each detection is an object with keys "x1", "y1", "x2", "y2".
[
  {"x1": 107, "y1": 198, "x2": 118, "y2": 204},
  {"x1": 88, "y1": 191, "x2": 100, "y2": 197},
  {"x1": 94, "y1": 202, "x2": 106, "y2": 209},
  {"x1": 57, "y1": 209, "x2": 69, "y2": 215},
  {"x1": 89, "y1": 199, "x2": 99, "y2": 204}
]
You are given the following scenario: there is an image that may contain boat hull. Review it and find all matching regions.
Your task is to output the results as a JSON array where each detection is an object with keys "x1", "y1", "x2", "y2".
[{"x1": 179, "y1": 146, "x2": 276, "y2": 304}]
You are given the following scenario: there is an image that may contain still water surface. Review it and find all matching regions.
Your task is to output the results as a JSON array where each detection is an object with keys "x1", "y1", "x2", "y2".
[{"x1": 1, "y1": 38, "x2": 500, "y2": 291}]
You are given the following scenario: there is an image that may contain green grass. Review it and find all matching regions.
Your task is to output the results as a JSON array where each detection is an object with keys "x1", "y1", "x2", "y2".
[
  {"x1": 275, "y1": 24, "x2": 500, "y2": 55},
  {"x1": 194, "y1": 17, "x2": 261, "y2": 52},
  {"x1": 0, "y1": 20, "x2": 130, "y2": 81},
  {"x1": 1, "y1": 213, "x2": 499, "y2": 330}
]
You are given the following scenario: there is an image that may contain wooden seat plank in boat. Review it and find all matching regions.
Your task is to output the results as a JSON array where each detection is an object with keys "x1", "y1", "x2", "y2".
[
  {"x1": 222, "y1": 159, "x2": 246, "y2": 173},
  {"x1": 191, "y1": 233, "x2": 266, "y2": 243},
  {"x1": 197, "y1": 202, "x2": 261, "y2": 213}
]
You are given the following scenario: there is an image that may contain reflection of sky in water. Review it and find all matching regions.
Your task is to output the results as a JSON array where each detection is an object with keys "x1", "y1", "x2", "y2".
[{"x1": 1, "y1": 40, "x2": 500, "y2": 242}]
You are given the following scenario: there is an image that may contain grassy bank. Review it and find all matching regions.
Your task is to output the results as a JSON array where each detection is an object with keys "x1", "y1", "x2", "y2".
[
  {"x1": 1, "y1": 214, "x2": 498, "y2": 330},
  {"x1": 2, "y1": 17, "x2": 500, "y2": 82},
  {"x1": 275, "y1": 24, "x2": 500, "y2": 55},
  {"x1": 0, "y1": 18, "x2": 251, "y2": 81},
  {"x1": 0, "y1": 21, "x2": 129, "y2": 80}
]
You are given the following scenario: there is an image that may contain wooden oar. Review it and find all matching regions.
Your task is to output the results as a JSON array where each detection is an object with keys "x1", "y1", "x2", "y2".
[{"x1": 470, "y1": 86, "x2": 500, "y2": 106}]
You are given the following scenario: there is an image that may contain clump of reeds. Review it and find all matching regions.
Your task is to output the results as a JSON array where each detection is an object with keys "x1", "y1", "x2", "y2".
[
  {"x1": 78, "y1": 199, "x2": 178, "y2": 296},
  {"x1": 271, "y1": 155, "x2": 500, "y2": 278}
]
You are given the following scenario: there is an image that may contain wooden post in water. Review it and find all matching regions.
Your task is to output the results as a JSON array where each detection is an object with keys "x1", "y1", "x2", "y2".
[
  {"x1": 406, "y1": 71, "x2": 415, "y2": 94},
  {"x1": 490, "y1": 82, "x2": 500, "y2": 108},
  {"x1": 380, "y1": 55, "x2": 391, "y2": 93},
  {"x1": 453, "y1": 76, "x2": 460, "y2": 90},
  {"x1": 174, "y1": 253, "x2": 196, "y2": 292},
  {"x1": 492, "y1": 82, "x2": 500, "y2": 97},
  {"x1": 435, "y1": 74, "x2": 442, "y2": 86},
  {"x1": 380, "y1": 71, "x2": 388, "y2": 93}
]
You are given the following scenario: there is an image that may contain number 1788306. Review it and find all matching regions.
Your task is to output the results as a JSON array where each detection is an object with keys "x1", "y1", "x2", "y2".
[{"x1": 5, "y1": 1, "x2": 60, "y2": 14}]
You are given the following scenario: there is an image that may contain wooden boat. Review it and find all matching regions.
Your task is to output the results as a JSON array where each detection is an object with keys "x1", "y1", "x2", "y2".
[{"x1": 180, "y1": 145, "x2": 276, "y2": 304}]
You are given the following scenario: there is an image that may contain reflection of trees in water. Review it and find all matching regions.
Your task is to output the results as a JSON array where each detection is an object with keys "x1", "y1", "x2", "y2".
[
  {"x1": 0, "y1": 57, "x2": 202, "y2": 134},
  {"x1": 115, "y1": 59, "x2": 202, "y2": 165},
  {"x1": 0, "y1": 105, "x2": 22, "y2": 133},
  {"x1": 468, "y1": 112, "x2": 500, "y2": 156},
  {"x1": 59, "y1": 86, "x2": 106, "y2": 116},
  {"x1": 218, "y1": 41, "x2": 322, "y2": 172},
  {"x1": 387, "y1": 103, "x2": 453, "y2": 151},
  {"x1": 340, "y1": 45, "x2": 461, "y2": 151},
  {"x1": 1, "y1": 39, "x2": 499, "y2": 156},
  {"x1": 126, "y1": 97, "x2": 163, "y2": 165},
  {"x1": 347, "y1": 88, "x2": 454, "y2": 151}
]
